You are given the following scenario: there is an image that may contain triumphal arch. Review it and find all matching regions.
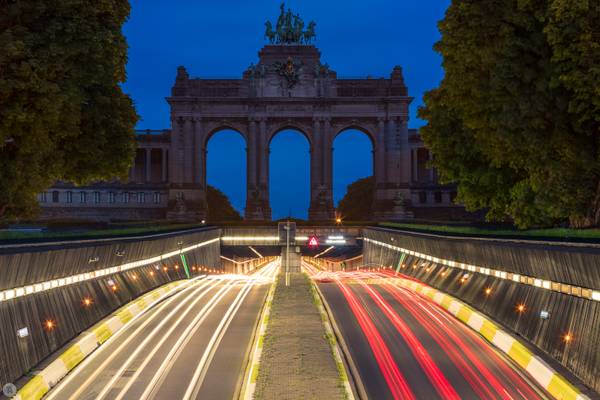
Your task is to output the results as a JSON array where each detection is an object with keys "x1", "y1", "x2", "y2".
[
  {"x1": 167, "y1": 8, "x2": 413, "y2": 221},
  {"x1": 40, "y1": 6, "x2": 465, "y2": 222}
]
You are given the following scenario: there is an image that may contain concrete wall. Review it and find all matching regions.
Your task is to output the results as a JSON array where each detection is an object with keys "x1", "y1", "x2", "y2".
[
  {"x1": 0, "y1": 228, "x2": 220, "y2": 386},
  {"x1": 363, "y1": 227, "x2": 600, "y2": 394}
]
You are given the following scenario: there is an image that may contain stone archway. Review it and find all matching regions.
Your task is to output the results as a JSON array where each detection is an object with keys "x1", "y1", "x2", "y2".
[{"x1": 166, "y1": 44, "x2": 412, "y2": 222}]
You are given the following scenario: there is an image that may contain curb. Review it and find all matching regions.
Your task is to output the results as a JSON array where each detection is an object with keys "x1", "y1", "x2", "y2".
[
  {"x1": 13, "y1": 278, "x2": 198, "y2": 400},
  {"x1": 310, "y1": 278, "x2": 361, "y2": 400},
  {"x1": 387, "y1": 277, "x2": 591, "y2": 400},
  {"x1": 239, "y1": 273, "x2": 276, "y2": 400}
]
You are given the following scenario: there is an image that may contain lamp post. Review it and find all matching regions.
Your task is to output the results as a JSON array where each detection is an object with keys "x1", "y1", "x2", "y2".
[{"x1": 285, "y1": 220, "x2": 290, "y2": 287}]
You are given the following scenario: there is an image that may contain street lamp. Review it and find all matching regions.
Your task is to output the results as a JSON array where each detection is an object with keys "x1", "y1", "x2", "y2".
[{"x1": 284, "y1": 221, "x2": 290, "y2": 287}]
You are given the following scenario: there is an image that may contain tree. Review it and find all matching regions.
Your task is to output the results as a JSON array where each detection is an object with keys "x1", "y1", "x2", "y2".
[
  {"x1": 419, "y1": 0, "x2": 599, "y2": 228},
  {"x1": 0, "y1": 0, "x2": 138, "y2": 223},
  {"x1": 206, "y1": 185, "x2": 242, "y2": 221},
  {"x1": 337, "y1": 176, "x2": 374, "y2": 221}
]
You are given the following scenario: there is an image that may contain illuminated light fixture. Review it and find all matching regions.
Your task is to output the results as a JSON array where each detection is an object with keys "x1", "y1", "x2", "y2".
[
  {"x1": 163, "y1": 266, "x2": 168, "y2": 272},
  {"x1": 412, "y1": 265, "x2": 417, "y2": 269},
  {"x1": 150, "y1": 271, "x2": 155, "y2": 276},
  {"x1": 460, "y1": 277, "x2": 467, "y2": 284},
  {"x1": 425, "y1": 267, "x2": 431, "y2": 272},
  {"x1": 175, "y1": 265, "x2": 180, "y2": 270},
  {"x1": 563, "y1": 333, "x2": 572, "y2": 343},
  {"x1": 593, "y1": 291, "x2": 600, "y2": 301},
  {"x1": 111, "y1": 285, "x2": 118, "y2": 292},
  {"x1": 484, "y1": 287, "x2": 492, "y2": 295},
  {"x1": 517, "y1": 304, "x2": 526, "y2": 313},
  {"x1": 44, "y1": 320, "x2": 55, "y2": 331},
  {"x1": 83, "y1": 298, "x2": 92, "y2": 307},
  {"x1": 441, "y1": 271, "x2": 447, "y2": 277},
  {"x1": 335, "y1": 217, "x2": 342, "y2": 224},
  {"x1": 17, "y1": 327, "x2": 29, "y2": 338},
  {"x1": 192, "y1": 266, "x2": 197, "y2": 271},
  {"x1": 0, "y1": 237, "x2": 220, "y2": 304},
  {"x1": 540, "y1": 310, "x2": 550, "y2": 319}
]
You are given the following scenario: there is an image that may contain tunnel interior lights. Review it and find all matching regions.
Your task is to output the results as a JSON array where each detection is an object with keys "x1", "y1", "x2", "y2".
[
  {"x1": 326, "y1": 235, "x2": 346, "y2": 245},
  {"x1": 0, "y1": 237, "x2": 219, "y2": 303},
  {"x1": 364, "y1": 237, "x2": 600, "y2": 302}
]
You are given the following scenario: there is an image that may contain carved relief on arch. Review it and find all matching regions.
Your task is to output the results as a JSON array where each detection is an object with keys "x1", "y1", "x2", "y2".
[{"x1": 266, "y1": 119, "x2": 314, "y2": 146}]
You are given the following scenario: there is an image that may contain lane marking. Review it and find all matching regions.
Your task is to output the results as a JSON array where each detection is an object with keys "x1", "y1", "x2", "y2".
[{"x1": 45, "y1": 277, "x2": 210, "y2": 400}]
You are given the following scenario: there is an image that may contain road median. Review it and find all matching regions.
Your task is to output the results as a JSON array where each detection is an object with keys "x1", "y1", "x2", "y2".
[{"x1": 252, "y1": 272, "x2": 346, "y2": 400}]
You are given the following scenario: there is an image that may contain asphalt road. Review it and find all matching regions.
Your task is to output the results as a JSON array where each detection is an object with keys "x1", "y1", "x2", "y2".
[
  {"x1": 44, "y1": 262, "x2": 278, "y2": 400},
  {"x1": 314, "y1": 268, "x2": 552, "y2": 400}
]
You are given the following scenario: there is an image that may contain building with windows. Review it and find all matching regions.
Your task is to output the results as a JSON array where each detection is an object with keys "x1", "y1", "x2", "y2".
[{"x1": 39, "y1": 40, "x2": 469, "y2": 222}]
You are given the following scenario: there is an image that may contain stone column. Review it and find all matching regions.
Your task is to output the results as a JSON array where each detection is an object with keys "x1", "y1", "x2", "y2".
[
  {"x1": 411, "y1": 148, "x2": 418, "y2": 183},
  {"x1": 166, "y1": 116, "x2": 207, "y2": 222},
  {"x1": 183, "y1": 117, "x2": 194, "y2": 184},
  {"x1": 323, "y1": 118, "x2": 333, "y2": 190},
  {"x1": 245, "y1": 118, "x2": 259, "y2": 219},
  {"x1": 246, "y1": 117, "x2": 270, "y2": 221},
  {"x1": 161, "y1": 148, "x2": 168, "y2": 182},
  {"x1": 169, "y1": 117, "x2": 182, "y2": 184},
  {"x1": 145, "y1": 148, "x2": 152, "y2": 183},
  {"x1": 399, "y1": 118, "x2": 412, "y2": 185},
  {"x1": 308, "y1": 118, "x2": 322, "y2": 220},
  {"x1": 193, "y1": 117, "x2": 205, "y2": 186},
  {"x1": 374, "y1": 117, "x2": 386, "y2": 186},
  {"x1": 308, "y1": 117, "x2": 334, "y2": 221}
]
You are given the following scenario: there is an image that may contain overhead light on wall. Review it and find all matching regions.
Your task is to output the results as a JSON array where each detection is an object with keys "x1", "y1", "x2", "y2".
[
  {"x1": 44, "y1": 320, "x2": 56, "y2": 331},
  {"x1": 563, "y1": 333, "x2": 573, "y2": 343},
  {"x1": 516, "y1": 304, "x2": 526, "y2": 313},
  {"x1": 484, "y1": 287, "x2": 492, "y2": 295},
  {"x1": 540, "y1": 310, "x2": 550, "y2": 319},
  {"x1": 83, "y1": 297, "x2": 93, "y2": 307},
  {"x1": 17, "y1": 327, "x2": 29, "y2": 338}
]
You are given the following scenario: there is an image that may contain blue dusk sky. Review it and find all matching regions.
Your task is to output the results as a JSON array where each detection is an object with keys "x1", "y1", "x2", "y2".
[{"x1": 122, "y1": 0, "x2": 450, "y2": 219}]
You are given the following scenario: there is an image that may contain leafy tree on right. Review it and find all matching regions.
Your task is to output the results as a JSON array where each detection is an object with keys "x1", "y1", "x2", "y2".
[{"x1": 419, "y1": 0, "x2": 599, "y2": 228}]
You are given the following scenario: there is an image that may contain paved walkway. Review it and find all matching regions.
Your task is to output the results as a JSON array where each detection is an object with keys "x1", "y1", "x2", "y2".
[{"x1": 254, "y1": 272, "x2": 345, "y2": 400}]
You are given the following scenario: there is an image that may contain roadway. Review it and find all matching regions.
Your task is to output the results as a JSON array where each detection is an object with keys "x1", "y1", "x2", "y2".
[
  {"x1": 44, "y1": 261, "x2": 279, "y2": 400},
  {"x1": 306, "y1": 264, "x2": 552, "y2": 400}
]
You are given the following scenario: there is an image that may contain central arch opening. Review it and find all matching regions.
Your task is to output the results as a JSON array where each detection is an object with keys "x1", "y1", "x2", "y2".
[
  {"x1": 206, "y1": 129, "x2": 246, "y2": 220},
  {"x1": 269, "y1": 129, "x2": 310, "y2": 221}
]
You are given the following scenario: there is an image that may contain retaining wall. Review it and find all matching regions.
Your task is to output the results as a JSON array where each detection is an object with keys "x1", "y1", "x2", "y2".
[
  {"x1": 363, "y1": 227, "x2": 600, "y2": 395},
  {"x1": 0, "y1": 228, "x2": 220, "y2": 386}
]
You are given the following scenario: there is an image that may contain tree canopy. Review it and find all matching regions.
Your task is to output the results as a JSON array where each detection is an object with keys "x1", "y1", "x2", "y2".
[
  {"x1": 206, "y1": 185, "x2": 242, "y2": 221},
  {"x1": 0, "y1": 0, "x2": 138, "y2": 223},
  {"x1": 336, "y1": 176, "x2": 374, "y2": 221},
  {"x1": 419, "y1": 0, "x2": 599, "y2": 228}
]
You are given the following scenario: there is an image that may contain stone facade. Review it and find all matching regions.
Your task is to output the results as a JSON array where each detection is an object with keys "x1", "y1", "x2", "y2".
[{"x1": 40, "y1": 43, "x2": 464, "y2": 222}]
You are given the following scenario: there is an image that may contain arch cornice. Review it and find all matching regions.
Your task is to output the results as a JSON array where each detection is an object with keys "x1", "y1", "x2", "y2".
[{"x1": 267, "y1": 119, "x2": 313, "y2": 146}]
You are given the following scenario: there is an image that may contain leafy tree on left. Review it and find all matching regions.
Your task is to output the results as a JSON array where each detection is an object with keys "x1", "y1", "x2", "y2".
[{"x1": 0, "y1": 0, "x2": 138, "y2": 222}]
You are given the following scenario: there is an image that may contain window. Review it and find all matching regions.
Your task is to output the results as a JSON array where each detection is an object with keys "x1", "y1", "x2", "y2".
[
  {"x1": 137, "y1": 192, "x2": 145, "y2": 204},
  {"x1": 52, "y1": 191, "x2": 59, "y2": 203},
  {"x1": 66, "y1": 191, "x2": 72, "y2": 203},
  {"x1": 94, "y1": 191, "x2": 101, "y2": 204},
  {"x1": 153, "y1": 192, "x2": 160, "y2": 204},
  {"x1": 39, "y1": 192, "x2": 47, "y2": 203},
  {"x1": 109, "y1": 192, "x2": 115, "y2": 204},
  {"x1": 419, "y1": 192, "x2": 427, "y2": 204},
  {"x1": 434, "y1": 191, "x2": 443, "y2": 203},
  {"x1": 80, "y1": 192, "x2": 87, "y2": 203},
  {"x1": 123, "y1": 192, "x2": 130, "y2": 204}
]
